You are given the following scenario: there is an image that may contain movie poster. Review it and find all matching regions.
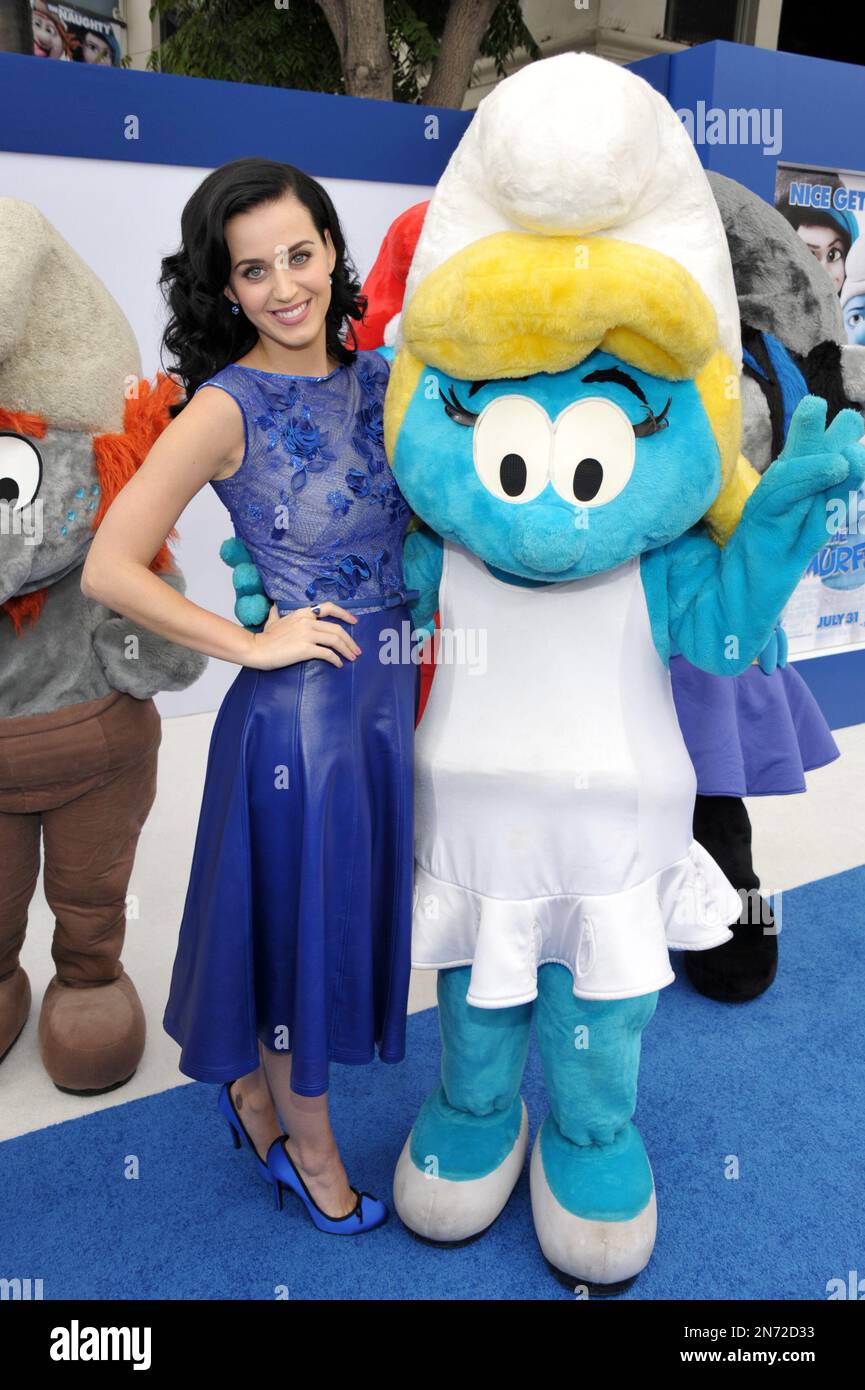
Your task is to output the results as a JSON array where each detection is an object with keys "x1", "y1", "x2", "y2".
[
  {"x1": 773, "y1": 162, "x2": 865, "y2": 656},
  {"x1": 31, "y1": 0, "x2": 125, "y2": 67}
]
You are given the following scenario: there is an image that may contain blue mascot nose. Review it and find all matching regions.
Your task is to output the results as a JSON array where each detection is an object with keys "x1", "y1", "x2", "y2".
[{"x1": 509, "y1": 505, "x2": 586, "y2": 574}]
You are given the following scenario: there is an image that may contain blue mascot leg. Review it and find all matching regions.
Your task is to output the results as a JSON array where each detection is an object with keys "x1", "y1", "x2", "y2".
[
  {"x1": 530, "y1": 963, "x2": 658, "y2": 1293},
  {"x1": 393, "y1": 964, "x2": 532, "y2": 1243}
]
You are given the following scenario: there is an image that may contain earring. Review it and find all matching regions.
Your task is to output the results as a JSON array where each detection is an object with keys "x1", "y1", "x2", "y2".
[
  {"x1": 230, "y1": 303, "x2": 240, "y2": 315},
  {"x1": 328, "y1": 275, "x2": 333, "y2": 284}
]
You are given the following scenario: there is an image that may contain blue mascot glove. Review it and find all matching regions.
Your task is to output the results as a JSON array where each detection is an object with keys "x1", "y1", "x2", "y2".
[
  {"x1": 756, "y1": 623, "x2": 789, "y2": 674},
  {"x1": 219, "y1": 537, "x2": 271, "y2": 630}
]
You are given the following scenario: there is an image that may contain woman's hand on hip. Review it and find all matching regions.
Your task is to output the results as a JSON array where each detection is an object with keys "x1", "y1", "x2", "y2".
[{"x1": 243, "y1": 602, "x2": 361, "y2": 670}]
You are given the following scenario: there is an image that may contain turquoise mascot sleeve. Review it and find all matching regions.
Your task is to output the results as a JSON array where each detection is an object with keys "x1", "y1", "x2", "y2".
[
  {"x1": 376, "y1": 346, "x2": 446, "y2": 637},
  {"x1": 403, "y1": 526, "x2": 443, "y2": 640},
  {"x1": 756, "y1": 623, "x2": 788, "y2": 674},
  {"x1": 643, "y1": 396, "x2": 865, "y2": 675}
]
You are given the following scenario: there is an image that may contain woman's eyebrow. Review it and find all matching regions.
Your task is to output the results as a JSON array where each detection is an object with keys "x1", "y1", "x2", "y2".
[
  {"x1": 581, "y1": 366, "x2": 650, "y2": 407},
  {"x1": 233, "y1": 240, "x2": 314, "y2": 269}
]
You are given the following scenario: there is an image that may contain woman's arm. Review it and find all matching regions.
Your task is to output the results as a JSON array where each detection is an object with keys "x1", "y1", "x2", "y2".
[
  {"x1": 81, "y1": 386, "x2": 257, "y2": 664},
  {"x1": 81, "y1": 387, "x2": 361, "y2": 670}
]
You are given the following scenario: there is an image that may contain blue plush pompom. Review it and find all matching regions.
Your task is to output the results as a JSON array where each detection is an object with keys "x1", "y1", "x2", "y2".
[
  {"x1": 220, "y1": 536, "x2": 252, "y2": 567},
  {"x1": 236, "y1": 593, "x2": 271, "y2": 629},
  {"x1": 232, "y1": 561, "x2": 266, "y2": 598}
]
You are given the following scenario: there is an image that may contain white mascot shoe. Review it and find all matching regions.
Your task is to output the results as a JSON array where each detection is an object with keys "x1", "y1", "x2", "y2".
[
  {"x1": 393, "y1": 1097, "x2": 528, "y2": 1243},
  {"x1": 529, "y1": 1130, "x2": 658, "y2": 1294}
]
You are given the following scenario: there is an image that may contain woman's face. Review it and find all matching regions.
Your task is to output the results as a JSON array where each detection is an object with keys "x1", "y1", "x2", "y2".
[
  {"x1": 796, "y1": 222, "x2": 847, "y2": 293},
  {"x1": 222, "y1": 194, "x2": 336, "y2": 354}
]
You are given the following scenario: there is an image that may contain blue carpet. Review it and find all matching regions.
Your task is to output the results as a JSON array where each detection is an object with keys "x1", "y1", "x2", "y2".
[{"x1": 2, "y1": 864, "x2": 863, "y2": 1300}]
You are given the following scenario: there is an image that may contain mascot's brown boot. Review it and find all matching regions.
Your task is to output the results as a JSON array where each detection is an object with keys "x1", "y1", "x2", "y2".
[
  {"x1": 39, "y1": 967, "x2": 145, "y2": 1096},
  {"x1": 0, "y1": 965, "x2": 32, "y2": 1065}
]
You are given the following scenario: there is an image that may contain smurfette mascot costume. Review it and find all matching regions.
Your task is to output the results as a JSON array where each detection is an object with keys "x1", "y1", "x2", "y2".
[{"x1": 382, "y1": 53, "x2": 865, "y2": 1291}]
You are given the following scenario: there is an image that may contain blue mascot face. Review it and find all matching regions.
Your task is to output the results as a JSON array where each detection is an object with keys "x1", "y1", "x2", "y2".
[
  {"x1": 391, "y1": 347, "x2": 721, "y2": 581},
  {"x1": 843, "y1": 293, "x2": 865, "y2": 347}
]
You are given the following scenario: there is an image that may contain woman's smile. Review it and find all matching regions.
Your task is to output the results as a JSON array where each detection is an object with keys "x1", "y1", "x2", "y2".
[{"x1": 269, "y1": 298, "x2": 312, "y2": 325}]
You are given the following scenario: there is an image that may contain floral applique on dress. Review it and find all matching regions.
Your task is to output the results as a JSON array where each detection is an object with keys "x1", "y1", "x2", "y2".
[{"x1": 203, "y1": 351, "x2": 416, "y2": 615}]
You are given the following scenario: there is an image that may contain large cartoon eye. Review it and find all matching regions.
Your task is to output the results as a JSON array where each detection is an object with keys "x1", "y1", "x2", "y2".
[
  {"x1": 473, "y1": 396, "x2": 551, "y2": 504},
  {"x1": 0, "y1": 433, "x2": 43, "y2": 509},
  {"x1": 550, "y1": 398, "x2": 635, "y2": 507}
]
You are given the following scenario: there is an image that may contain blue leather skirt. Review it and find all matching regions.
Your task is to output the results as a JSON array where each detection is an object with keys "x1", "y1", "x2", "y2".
[{"x1": 163, "y1": 605, "x2": 417, "y2": 1095}]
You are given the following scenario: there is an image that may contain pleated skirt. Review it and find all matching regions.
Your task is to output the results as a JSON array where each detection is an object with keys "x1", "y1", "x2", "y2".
[
  {"x1": 163, "y1": 604, "x2": 417, "y2": 1096},
  {"x1": 670, "y1": 655, "x2": 839, "y2": 796}
]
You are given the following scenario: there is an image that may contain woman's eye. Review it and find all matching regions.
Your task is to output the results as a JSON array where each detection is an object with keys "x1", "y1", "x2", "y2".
[
  {"x1": 0, "y1": 433, "x2": 43, "y2": 508},
  {"x1": 244, "y1": 267, "x2": 264, "y2": 279},
  {"x1": 473, "y1": 396, "x2": 551, "y2": 504},
  {"x1": 550, "y1": 398, "x2": 635, "y2": 507}
]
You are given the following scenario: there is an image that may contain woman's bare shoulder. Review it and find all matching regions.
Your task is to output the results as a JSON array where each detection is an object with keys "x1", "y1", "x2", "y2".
[{"x1": 176, "y1": 383, "x2": 246, "y2": 481}]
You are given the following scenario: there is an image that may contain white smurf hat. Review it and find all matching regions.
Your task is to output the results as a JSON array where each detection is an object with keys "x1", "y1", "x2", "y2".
[{"x1": 395, "y1": 51, "x2": 742, "y2": 380}]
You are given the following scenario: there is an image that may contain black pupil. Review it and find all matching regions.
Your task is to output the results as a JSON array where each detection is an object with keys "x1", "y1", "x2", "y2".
[
  {"x1": 0, "y1": 477, "x2": 20, "y2": 504},
  {"x1": 573, "y1": 457, "x2": 603, "y2": 502},
  {"x1": 499, "y1": 453, "x2": 527, "y2": 497}
]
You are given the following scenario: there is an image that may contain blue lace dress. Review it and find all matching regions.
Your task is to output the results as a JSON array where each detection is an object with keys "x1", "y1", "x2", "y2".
[{"x1": 162, "y1": 349, "x2": 418, "y2": 1096}]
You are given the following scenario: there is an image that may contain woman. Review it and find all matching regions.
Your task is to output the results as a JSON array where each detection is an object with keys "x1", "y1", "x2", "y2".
[{"x1": 82, "y1": 158, "x2": 418, "y2": 1235}]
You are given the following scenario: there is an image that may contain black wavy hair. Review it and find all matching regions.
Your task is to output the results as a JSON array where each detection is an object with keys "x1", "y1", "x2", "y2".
[{"x1": 159, "y1": 157, "x2": 368, "y2": 415}]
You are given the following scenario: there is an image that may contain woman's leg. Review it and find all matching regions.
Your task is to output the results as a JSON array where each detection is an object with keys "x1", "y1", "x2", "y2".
[
  {"x1": 227, "y1": 1039, "x2": 283, "y2": 1163},
  {"x1": 259, "y1": 1043, "x2": 357, "y2": 1218}
]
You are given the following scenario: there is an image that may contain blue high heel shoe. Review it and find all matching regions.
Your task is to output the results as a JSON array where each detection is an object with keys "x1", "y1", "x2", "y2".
[
  {"x1": 218, "y1": 1080, "x2": 281, "y2": 1187},
  {"x1": 265, "y1": 1134, "x2": 388, "y2": 1235}
]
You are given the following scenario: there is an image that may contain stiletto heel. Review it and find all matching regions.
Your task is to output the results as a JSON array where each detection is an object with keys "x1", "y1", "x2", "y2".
[
  {"x1": 266, "y1": 1134, "x2": 388, "y2": 1236},
  {"x1": 218, "y1": 1080, "x2": 281, "y2": 1188}
]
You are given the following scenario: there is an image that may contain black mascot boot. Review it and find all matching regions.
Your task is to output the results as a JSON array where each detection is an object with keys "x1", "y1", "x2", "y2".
[{"x1": 684, "y1": 795, "x2": 778, "y2": 1002}]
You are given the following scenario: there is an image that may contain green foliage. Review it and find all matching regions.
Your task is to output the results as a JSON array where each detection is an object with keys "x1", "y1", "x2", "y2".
[
  {"x1": 387, "y1": 0, "x2": 441, "y2": 105},
  {"x1": 147, "y1": 1, "x2": 345, "y2": 91},
  {"x1": 147, "y1": 0, "x2": 539, "y2": 102},
  {"x1": 478, "y1": 0, "x2": 541, "y2": 79}
]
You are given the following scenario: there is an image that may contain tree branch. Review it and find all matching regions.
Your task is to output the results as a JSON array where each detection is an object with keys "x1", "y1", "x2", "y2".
[
  {"x1": 423, "y1": 0, "x2": 500, "y2": 108},
  {"x1": 317, "y1": 0, "x2": 392, "y2": 99}
]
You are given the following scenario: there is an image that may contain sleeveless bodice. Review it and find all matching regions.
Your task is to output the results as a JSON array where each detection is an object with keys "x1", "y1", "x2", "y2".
[{"x1": 198, "y1": 350, "x2": 415, "y2": 613}]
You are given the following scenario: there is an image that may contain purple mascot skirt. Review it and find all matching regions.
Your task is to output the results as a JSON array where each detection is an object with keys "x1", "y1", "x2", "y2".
[
  {"x1": 163, "y1": 604, "x2": 417, "y2": 1096},
  {"x1": 670, "y1": 655, "x2": 839, "y2": 797}
]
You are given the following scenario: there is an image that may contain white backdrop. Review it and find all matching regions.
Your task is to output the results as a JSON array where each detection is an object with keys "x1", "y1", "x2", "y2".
[{"x1": 0, "y1": 150, "x2": 432, "y2": 716}]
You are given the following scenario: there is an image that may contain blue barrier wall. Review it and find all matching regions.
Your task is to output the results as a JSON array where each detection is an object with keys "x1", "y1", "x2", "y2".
[
  {"x1": 0, "y1": 49, "x2": 470, "y2": 181},
  {"x1": 631, "y1": 39, "x2": 865, "y2": 202}
]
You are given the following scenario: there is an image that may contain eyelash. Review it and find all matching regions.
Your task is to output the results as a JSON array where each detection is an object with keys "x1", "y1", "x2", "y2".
[
  {"x1": 442, "y1": 384, "x2": 478, "y2": 426},
  {"x1": 633, "y1": 397, "x2": 671, "y2": 436},
  {"x1": 242, "y1": 252, "x2": 311, "y2": 279},
  {"x1": 442, "y1": 384, "x2": 672, "y2": 436}
]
